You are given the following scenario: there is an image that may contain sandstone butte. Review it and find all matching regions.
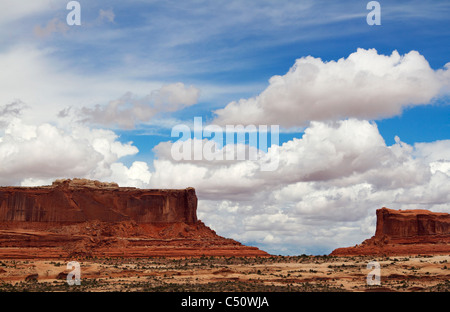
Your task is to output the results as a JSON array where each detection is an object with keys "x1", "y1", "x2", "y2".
[
  {"x1": 0, "y1": 179, "x2": 268, "y2": 259},
  {"x1": 331, "y1": 207, "x2": 450, "y2": 256}
]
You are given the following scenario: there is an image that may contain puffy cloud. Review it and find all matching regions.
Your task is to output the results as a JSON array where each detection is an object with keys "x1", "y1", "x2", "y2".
[
  {"x1": 214, "y1": 49, "x2": 450, "y2": 127},
  {"x1": 0, "y1": 101, "x2": 26, "y2": 128},
  {"x1": 152, "y1": 82, "x2": 200, "y2": 111},
  {"x1": 80, "y1": 83, "x2": 200, "y2": 129},
  {"x1": 413, "y1": 139, "x2": 450, "y2": 163},
  {"x1": 1, "y1": 116, "x2": 449, "y2": 255},
  {"x1": 147, "y1": 118, "x2": 450, "y2": 254},
  {"x1": 0, "y1": 45, "x2": 166, "y2": 128},
  {"x1": 108, "y1": 161, "x2": 152, "y2": 188},
  {"x1": 151, "y1": 119, "x2": 429, "y2": 197},
  {"x1": 150, "y1": 138, "x2": 268, "y2": 200},
  {"x1": 0, "y1": 118, "x2": 140, "y2": 186}
]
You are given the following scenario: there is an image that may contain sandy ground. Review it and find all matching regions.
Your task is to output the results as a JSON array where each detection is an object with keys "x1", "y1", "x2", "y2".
[{"x1": 0, "y1": 254, "x2": 448, "y2": 292}]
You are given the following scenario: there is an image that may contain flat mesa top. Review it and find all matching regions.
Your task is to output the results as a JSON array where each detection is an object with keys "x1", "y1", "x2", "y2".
[
  {"x1": 379, "y1": 207, "x2": 449, "y2": 216},
  {"x1": 0, "y1": 178, "x2": 195, "y2": 192}
]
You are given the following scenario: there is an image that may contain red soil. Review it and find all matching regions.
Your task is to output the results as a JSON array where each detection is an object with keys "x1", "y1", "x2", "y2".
[{"x1": 0, "y1": 220, "x2": 268, "y2": 259}]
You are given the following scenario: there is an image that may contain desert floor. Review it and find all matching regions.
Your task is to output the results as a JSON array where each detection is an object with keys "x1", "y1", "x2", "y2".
[{"x1": 0, "y1": 254, "x2": 448, "y2": 292}]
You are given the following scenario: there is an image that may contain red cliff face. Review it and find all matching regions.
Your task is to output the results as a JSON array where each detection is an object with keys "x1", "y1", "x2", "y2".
[
  {"x1": 0, "y1": 179, "x2": 268, "y2": 259},
  {"x1": 375, "y1": 208, "x2": 450, "y2": 238},
  {"x1": 0, "y1": 178, "x2": 197, "y2": 224},
  {"x1": 331, "y1": 207, "x2": 450, "y2": 256}
]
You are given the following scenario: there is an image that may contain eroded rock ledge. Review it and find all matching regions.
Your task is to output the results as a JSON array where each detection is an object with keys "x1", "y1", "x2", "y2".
[
  {"x1": 0, "y1": 178, "x2": 197, "y2": 224},
  {"x1": 0, "y1": 179, "x2": 268, "y2": 258},
  {"x1": 331, "y1": 207, "x2": 450, "y2": 256}
]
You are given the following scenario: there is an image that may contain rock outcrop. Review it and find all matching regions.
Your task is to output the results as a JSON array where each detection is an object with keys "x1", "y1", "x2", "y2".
[
  {"x1": 374, "y1": 207, "x2": 450, "y2": 238},
  {"x1": 0, "y1": 179, "x2": 268, "y2": 259},
  {"x1": 0, "y1": 178, "x2": 197, "y2": 224},
  {"x1": 331, "y1": 207, "x2": 450, "y2": 256}
]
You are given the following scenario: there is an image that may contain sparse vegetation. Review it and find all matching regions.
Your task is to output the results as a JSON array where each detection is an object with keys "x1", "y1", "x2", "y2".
[{"x1": 0, "y1": 255, "x2": 448, "y2": 292}]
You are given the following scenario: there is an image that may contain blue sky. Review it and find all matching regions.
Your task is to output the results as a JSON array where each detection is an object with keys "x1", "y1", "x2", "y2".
[
  {"x1": 110, "y1": 0, "x2": 448, "y2": 159},
  {"x1": 0, "y1": 0, "x2": 449, "y2": 255},
  {"x1": 49, "y1": 0, "x2": 449, "y2": 151}
]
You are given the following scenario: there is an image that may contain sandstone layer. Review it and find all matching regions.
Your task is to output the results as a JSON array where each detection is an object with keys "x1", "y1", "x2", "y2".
[
  {"x1": 331, "y1": 207, "x2": 450, "y2": 256},
  {"x1": 0, "y1": 178, "x2": 197, "y2": 224},
  {"x1": 0, "y1": 179, "x2": 268, "y2": 259}
]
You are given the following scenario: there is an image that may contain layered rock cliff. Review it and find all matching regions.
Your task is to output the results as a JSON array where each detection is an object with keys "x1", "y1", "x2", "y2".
[
  {"x1": 0, "y1": 179, "x2": 268, "y2": 259},
  {"x1": 0, "y1": 178, "x2": 197, "y2": 224},
  {"x1": 374, "y1": 207, "x2": 450, "y2": 238},
  {"x1": 331, "y1": 207, "x2": 450, "y2": 256}
]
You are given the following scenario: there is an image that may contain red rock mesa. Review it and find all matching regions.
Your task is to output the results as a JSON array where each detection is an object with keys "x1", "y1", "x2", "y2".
[
  {"x1": 0, "y1": 178, "x2": 197, "y2": 224},
  {"x1": 331, "y1": 207, "x2": 450, "y2": 256},
  {"x1": 0, "y1": 179, "x2": 268, "y2": 259}
]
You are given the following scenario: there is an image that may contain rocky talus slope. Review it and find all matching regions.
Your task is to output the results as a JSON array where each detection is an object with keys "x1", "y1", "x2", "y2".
[{"x1": 0, "y1": 179, "x2": 268, "y2": 259}]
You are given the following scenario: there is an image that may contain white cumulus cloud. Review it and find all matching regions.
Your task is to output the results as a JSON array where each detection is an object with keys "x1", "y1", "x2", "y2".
[
  {"x1": 79, "y1": 82, "x2": 200, "y2": 129},
  {"x1": 214, "y1": 49, "x2": 450, "y2": 127},
  {"x1": 0, "y1": 118, "x2": 144, "y2": 187},
  {"x1": 146, "y1": 118, "x2": 450, "y2": 254}
]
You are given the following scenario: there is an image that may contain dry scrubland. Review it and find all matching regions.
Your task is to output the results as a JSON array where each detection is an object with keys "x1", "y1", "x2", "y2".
[{"x1": 0, "y1": 254, "x2": 448, "y2": 292}]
